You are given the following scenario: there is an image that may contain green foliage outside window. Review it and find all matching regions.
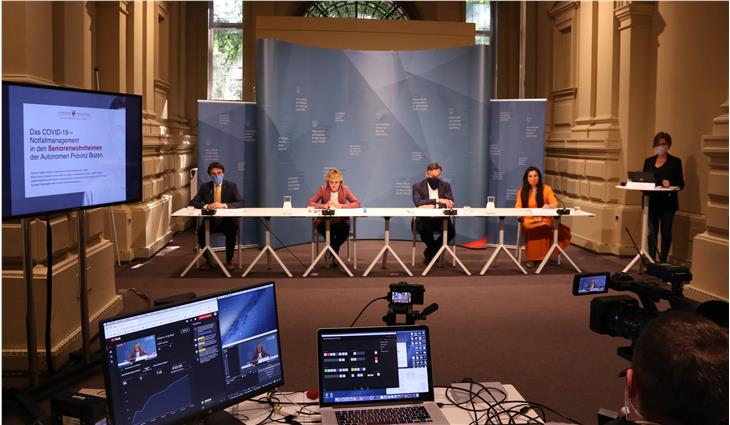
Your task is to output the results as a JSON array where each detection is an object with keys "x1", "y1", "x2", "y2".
[{"x1": 210, "y1": 0, "x2": 243, "y2": 100}]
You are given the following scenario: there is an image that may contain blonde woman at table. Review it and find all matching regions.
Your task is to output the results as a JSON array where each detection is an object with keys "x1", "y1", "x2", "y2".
[
  {"x1": 515, "y1": 166, "x2": 571, "y2": 268},
  {"x1": 307, "y1": 168, "x2": 361, "y2": 267}
]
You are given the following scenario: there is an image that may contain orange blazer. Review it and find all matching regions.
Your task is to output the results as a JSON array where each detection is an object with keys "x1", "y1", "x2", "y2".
[{"x1": 515, "y1": 184, "x2": 557, "y2": 228}]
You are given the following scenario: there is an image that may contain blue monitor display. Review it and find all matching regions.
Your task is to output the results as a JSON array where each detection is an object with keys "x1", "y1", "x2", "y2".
[
  {"x1": 2, "y1": 82, "x2": 142, "y2": 218},
  {"x1": 100, "y1": 282, "x2": 284, "y2": 425}
]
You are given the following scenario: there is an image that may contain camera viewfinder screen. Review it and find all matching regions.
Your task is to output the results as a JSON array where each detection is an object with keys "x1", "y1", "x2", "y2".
[
  {"x1": 574, "y1": 273, "x2": 609, "y2": 295},
  {"x1": 391, "y1": 292, "x2": 411, "y2": 304}
]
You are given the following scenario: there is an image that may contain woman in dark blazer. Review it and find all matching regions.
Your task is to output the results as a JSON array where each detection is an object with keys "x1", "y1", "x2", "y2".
[
  {"x1": 307, "y1": 168, "x2": 361, "y2": 266},
  {"x1": 642, "y1": 131, "x2": 684, "y2": 263}
]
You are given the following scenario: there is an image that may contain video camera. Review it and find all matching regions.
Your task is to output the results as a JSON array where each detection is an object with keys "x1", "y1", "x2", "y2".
[
  {"x1": 383, "y1": 282, "x2": 438, "y2": 326},
  {"x1": 572, "y1": 264, "x2": 727, "y2": 361}
]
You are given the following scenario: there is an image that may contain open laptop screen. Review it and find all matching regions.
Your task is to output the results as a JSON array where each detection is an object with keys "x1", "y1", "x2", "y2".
[
  {"x1": 628, "y1": 171, "x2": 656, "y2": 183},
  {"x1": 318, "y1": 325, "x2": 435, "y2": 407}
]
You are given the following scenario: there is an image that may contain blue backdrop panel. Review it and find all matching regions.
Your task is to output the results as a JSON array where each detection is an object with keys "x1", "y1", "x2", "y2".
[
  {"x1": 257, "y1": 39, "x2": 492, "y2": 247},
  {"x1": 486, "y1": 99, "x2": 546, "y2": 245},
  {"x1": 197, "y1": 101, "x2": 259, "y2": 245}
]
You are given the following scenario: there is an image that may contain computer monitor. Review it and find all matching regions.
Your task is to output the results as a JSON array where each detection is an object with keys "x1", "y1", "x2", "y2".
[{"x1": 100, "y1": 282, "x2": 284, "y2": 425}]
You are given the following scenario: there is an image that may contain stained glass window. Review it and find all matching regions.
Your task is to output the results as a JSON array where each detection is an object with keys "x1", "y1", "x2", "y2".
[{"x1": 304, "y1": 1, "x2": 409, "y2": 20}]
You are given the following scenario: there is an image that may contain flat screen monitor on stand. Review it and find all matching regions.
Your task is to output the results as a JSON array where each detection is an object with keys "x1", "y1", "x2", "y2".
[{"x1": 2, "y1": 81, "x2": 143, "y2": 385}]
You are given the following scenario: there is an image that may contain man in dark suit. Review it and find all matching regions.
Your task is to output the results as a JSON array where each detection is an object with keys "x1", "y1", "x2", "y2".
[
  {"x1": 190, "y1": 161, "x2": 244, "y2": 270},
  {"x1": 412, "y1": 162, "x2": 455, "y2": 264}
]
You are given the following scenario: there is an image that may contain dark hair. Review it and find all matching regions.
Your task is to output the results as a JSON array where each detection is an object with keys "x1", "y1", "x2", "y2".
[
  {"x1": 632, "y1": 311, "x2": 728, "y2": 425},
  {"x1": 207, "y1": 161, "x2": 225, "y2": 174},
  {"x1": 426, "y1": 162, "x2": 442, "y2": 172},
  {"x1": 653, "y1": 131, "x2": 672, "y2": 147},
  {"x1": 520, "y1": 166, "x2": 544, "y2": 208}
]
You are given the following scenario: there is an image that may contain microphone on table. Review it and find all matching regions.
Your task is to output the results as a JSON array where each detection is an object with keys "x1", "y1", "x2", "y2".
[{"x1": 555, "y1": 198, "x2": 570, "y2": 215}]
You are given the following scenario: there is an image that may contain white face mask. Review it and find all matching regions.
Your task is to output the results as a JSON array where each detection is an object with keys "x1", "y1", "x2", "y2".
[
  {"x1": 624, "y1": 387, "x2": 644, "y2": 422},
  {"x1": 654, "y1": 145, "x2": 668, "y2": 156}
]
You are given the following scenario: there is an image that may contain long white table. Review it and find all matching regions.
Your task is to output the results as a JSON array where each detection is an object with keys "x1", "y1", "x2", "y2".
[
  {"x1": 456, "y1": 207, "x2": 594, "y2": 274},
  {"x1": 172, "y1": 207, "x2": 594, "y2": 277},
  {"x1": 617, "y1": 185, "x2": 680, "y2": 272},
  {"x1": 223, "y1": 383, "x2": 543, "y2": 424}
]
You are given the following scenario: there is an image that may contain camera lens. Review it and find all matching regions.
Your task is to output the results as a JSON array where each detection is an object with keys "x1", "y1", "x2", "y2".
[{"x1": 590, "y1": 296, "x2": 654, "y2": 340}]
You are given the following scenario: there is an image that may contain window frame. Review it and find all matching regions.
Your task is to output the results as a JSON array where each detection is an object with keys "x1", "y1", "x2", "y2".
[
  {"x1": 303, "y1": 1, "x2": 410, "y2": 20},
  {"x1": 207, "y1": 0, "x2": 245, "y2": 100},
  {"x1": 465, "y1": 0, "x2": 492, "y2": 46}
]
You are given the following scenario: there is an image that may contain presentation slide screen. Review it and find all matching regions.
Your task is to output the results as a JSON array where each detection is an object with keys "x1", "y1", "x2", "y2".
[{"x1": 2, "y1": 82, "x2": 143, "y2": 218}]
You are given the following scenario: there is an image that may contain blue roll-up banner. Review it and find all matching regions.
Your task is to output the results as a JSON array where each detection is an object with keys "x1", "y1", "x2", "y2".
[
  {"x1": 257, "y1": 39, "x2": 493, "y2": 247},
  {"x1": 486, "y1": 99, "x2": 546, "y2": 245},
  {"x1": 197, "y1": 100, "x2": 259, "y2": 246}
]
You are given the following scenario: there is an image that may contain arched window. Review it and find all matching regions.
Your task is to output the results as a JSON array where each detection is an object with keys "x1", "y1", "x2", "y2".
[{"x1": 303, "y1": 1, "x2": 410, "y2": 20}]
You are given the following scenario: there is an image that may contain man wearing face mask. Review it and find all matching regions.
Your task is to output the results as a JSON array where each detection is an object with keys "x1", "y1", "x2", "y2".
[
  {"x1": 412, "y1": 162, "x2": 455, "y2": 264},
  {"x1": 190, "y1": 161, "x2": 244, "y2": 270},
  {"x1": 642, "y1": 131, "x2": 684, "y2": 263},
  {"x1": 606, "y1": 311, "x2": 727, "y2": 425}
]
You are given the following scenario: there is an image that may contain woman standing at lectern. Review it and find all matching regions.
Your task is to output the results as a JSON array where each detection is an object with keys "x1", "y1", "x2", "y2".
[{"x1": 642, "y1": 131, "x2": 685, "y2": 263}]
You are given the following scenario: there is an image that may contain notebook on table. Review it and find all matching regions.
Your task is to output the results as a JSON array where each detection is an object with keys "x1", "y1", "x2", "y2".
[{"x1": 317, "y1": 325, "x2": 450, "y2": 425}]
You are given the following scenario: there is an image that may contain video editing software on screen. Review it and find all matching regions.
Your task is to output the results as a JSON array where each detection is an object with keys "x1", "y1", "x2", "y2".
[
  {"x1": 320, "y1": 328, "x2": 430, "y2": 405},
  {"x1": 101, "y1": 283, "x2": 283, "y2": 425}
]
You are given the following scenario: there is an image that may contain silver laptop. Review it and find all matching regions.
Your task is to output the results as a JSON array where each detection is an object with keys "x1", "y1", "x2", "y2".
[{"x1": 317, "y1": 325, "x2": 450, "y2": 425}]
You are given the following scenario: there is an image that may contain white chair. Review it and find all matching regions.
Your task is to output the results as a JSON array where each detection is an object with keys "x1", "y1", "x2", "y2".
[
  {"x1": 411, "y1": 217, "x2": 456, "y2": 267},
  {"x1": 194, "y1": 218, "x2": 242, "y2": 270},
  {"x1": 311, "y1": 218, "x2": 357, "y2": 269},
  {"x1": 515, "y1": 221, "x2": 560, "y2": 265},
  {"x1": 515, "y1": 223, "x2": 525, "y2": 263}
]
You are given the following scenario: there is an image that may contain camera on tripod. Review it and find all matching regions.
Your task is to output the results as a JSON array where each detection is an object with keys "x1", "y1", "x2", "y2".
[
  {"x1": 382, "y1": 282, "x2": 438, "y2": 326},
  {"x1": 572, "y1": 265, "x2": 727, "y2": 361}
]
